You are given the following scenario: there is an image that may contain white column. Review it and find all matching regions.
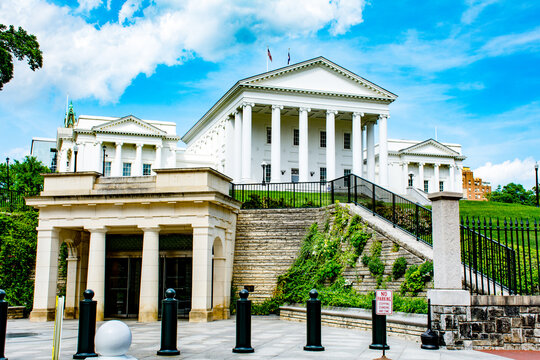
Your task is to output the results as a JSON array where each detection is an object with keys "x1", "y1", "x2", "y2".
[
  {"x1": 434, "y1": 164, "x2": 440, "y2": 192},
  {"x1": 59, "y1": 148, "x2": 67, "y2": 172},
  {"x1": 241, "y1": 103, "x2": 254, "y2": 182},
  {"x1": 168, "y1": 145, "x2": 177, "y2": 168},
  {"x1": 225, "y1": 116, "x2": 235, "y2": 177},
  {"x1": 234, "y1": 111, "x2": 243, "y2": 182},
  {"x1": 76, "y1": 143, "x2": 85, "y2": 172},
  {"x1": 139, "y1": 226, "x2": 160, "y2": 322},
  {"x1": 69, "y1": 145, "x2": 75, "y2": 172},
  {"x1": 30, "y1": 228, "x2": 59, "y2": 321},
  {"x1": 86, "y1": 228, "x2": 107, "y2": 321},
  {"x1": 418, "y1": 163, "x2": 425, "y2": 191},
  {"x1": 366, "y1": 122, "x2": 375, "y2": 181},
  {"x1": 95, "y1": 141, "x2": 102, "y2": 173},
  {"x1": 64, "y1": 238, "x2": 79, "y2": 319},
  {"x1": 190, "y1": 226, "x2": 213, "y2": 322},
  {"x1": 326, "y1": 110, "x2": 337, "y2": 181},
  {"x1": 134, "y1": 143, "x2": 143, "y2": 176},
  {"x1": 361, "y1": 125, "x2": 365, "y2": 177},
  {"x1": 378, "y1": 114, "x2": 389, "y2": 187},
  {"x1": 299, "y1": 107, "x2": 310, "y2": 182},
  {"x1": 114, "y1": 142, "x2": 123, "y2": 176},
  {"x1": 403, "y1": 162, "x2": 409, "y2": 193},
  {"x1": 154, "y1": 144, "x2": 162, "y2": 173},
  {"x1": 352, "y1": 112, "x2": 363, "y2": 177},
  {"x1": 449, "y1": 164, "x2": 455, "y2": 191},
  {"x1": 271, "y1": 105, "x2": 283, "y2": 183}
]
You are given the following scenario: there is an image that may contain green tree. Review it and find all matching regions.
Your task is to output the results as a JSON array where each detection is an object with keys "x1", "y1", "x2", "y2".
[
  {"x1": 0, "y1": 156, "x2": 50, "y2": 194},
  {"x1": 487, "y1": 182, "x2": 535, "y2": 206},
  {"x1": 0, "y1": 24, "x2": 43, "y2": 90}
]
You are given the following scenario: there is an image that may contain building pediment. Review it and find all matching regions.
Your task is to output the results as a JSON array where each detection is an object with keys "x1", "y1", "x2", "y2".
[
  {"x1": 91, "y1": 116, "x2": 167, "y2": 137},
  {"x1": 240, "y1": 57, "x2": 397, "y2": 100},
  {"x1": 398, "y1": 139, "x2": 460, "y2": 157}
]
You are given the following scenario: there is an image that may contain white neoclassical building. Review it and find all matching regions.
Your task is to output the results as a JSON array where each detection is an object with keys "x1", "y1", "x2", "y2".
[{"x1": 29, "y1": 57, "x2": 466, "y2": 323}]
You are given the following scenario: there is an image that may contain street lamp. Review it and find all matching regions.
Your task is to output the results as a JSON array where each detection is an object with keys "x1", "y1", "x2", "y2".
[
  {"x1": 73, "y1": 144, "x2": 79, "y2": 172},
  {"x1": 535, "y1": 163, "x2": 539, "y2": 207},
  {"x1": 102, "y1": 145, "x2": 107, "y2": 176},
  {"x1": 261, "y1": 161, "x2": 267, "y2": 185}
]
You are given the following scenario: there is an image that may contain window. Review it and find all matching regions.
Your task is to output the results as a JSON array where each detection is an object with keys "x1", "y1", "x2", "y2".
[
  {"x1": 344, "y1": 133, "x2": 351, "y2": 150},
  {"x1": 408, "y1": 176, "x2": 413, "y2": 187},
  {"x1": 439, "y1": 181, "x2": 444, "y2": 192},
  {"x1": 122, "y1": 162, "x2": 132, "y2": 177},
  {"x1": 143, "y1": 163, "x2": 152, "y2": 176},
  {"x1": 291, "y1": 168, "x2": 299, "y2": 183},
  {"x1": 104, "y1": 161, "x2": 111, "y2": 177},
  {"x1": 320, "y1": 131, "x2": 326, "y2": 148},
  {"x1": 320, "y1": 167, "x2": 327, "y2": 182},
  {"x1": 266, "y1": 127, "x2": 272, "y2": 144},
  {"x1": 424, "y1": 180, "x2": 429, "y2": 193},
  {"x1": 293, "y1": 129, "x2": 299, "y2": 146},
  {"x1": 344, "y1": 169, "x2": 351, "y2": 187},
  {"x1": 265, "y1": 164, "x2": 271, "y2": 183}
]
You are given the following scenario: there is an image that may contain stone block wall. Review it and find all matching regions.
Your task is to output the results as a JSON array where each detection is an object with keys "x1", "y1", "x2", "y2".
[{"x1": 431, "y1": 295, "x2": 540, "y2": 350}]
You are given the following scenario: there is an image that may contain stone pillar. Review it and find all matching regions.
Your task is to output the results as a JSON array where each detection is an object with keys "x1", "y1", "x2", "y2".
[
  {"x1": 418, "y1": 163, "x2": 425, "y2": 191},
  {"x1": 77, "y1": 142, "x2": 85, "y2": 171},
  {"x1": 366, "y1": 122, "x2": 375, "y2": 181},
  {"x1": 134, "y1": 143, "x2": 143, "y2": 176},
  {"x1": 234, "y1": 110, "x2": 243, "y2": 182},
  {"x1": 378, "y1": 114, "x2": 389, "y2": 187},
  {"x1": 434, "y1": 164, "x2": 440, "y2": 192},
  {"x1": 64, "y1": 237, "x2": 80, "y2": 319},
  {"x1": 190, "y1": 226, "x2": 213, "y2": 322},
  {"x1": 352, "y1": 112, "x2": 363, "y2": 177},
  {"x1": 241, "y1": 103, "x2": 254, "y2": 182},
  {"x1": 271, "y1": 105, "x2": 283, "y2": 183},
  {"x1": 449, "y1": 165, "x2": 455, "y2": 191},
  {"x1": 30, "y1": 228, "x2": 60, "y2": 321},
  {"x1": 139, "y1": 226, "x2": 160, "y2": 322},
  {"x1": 95, "y1": 141, "x2": 102, "y2": 173},
  {"x1": 326, "y1": 110, "x2": 337, "y2": 181},
  {"x1": 168, "y1": 145, "x2": 177, "y2": 168},
  {"x1": 86, "y1": 228, "x2": 107, "y2": 321},
  {"x1": 427, "y1": 192, "x2": 470, "y2": 306},
  {"x1": 402, "y1": 162, "x2": 409, "y2": 193},
  {"x1": 154, "y1": 144, "x2": 162, "y2": 173},
  {"x1": 114, "y1": 142, "x2": 123, "y2": 176},
  {"x1": 299, "y1": 107, "x2": 310, "y2": 182},
  {"x1": 69, "y1": 145, "x2": 75, "y2": 172},
  {"x1": 225, "y1": 115, "x2": 235, "y2": 178}
]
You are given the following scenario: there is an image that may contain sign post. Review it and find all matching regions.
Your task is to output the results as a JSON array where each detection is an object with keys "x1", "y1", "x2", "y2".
[
  {"x1": 52, "y1": 296, "x2": 65, "y2": 360},
  {"x1": 373, "y1": 290, "x2": 392, "y2": 360}
]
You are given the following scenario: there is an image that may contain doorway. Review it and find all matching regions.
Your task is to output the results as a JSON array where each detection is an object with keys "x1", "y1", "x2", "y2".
[
  {"x1": 159, "y1": 257, "x2": 192, "y2": 318},
  {"x1": 104, "y1": 257, "x2": 142, "y2": 318}
]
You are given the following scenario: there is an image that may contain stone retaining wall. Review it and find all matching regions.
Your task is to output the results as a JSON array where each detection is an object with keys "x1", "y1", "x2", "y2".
[
  {"x1": 280, "y1": 305, "x2": 426, "y2": 341},
  {"x1": 432, "y1": 295, "x2": 540, "y2": 350},
  {"x1": 8, "y1": 306, "x2": 25, "y2": 319}
]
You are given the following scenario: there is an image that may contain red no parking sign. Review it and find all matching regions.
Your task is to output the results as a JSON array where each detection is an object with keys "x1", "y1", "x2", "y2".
[{"x1": 375, "y1": 290, "x2": 393, "y2": 315}]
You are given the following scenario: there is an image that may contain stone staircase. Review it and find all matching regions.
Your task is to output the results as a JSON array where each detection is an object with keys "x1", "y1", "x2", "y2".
[{"x1": 232, "y1": 208, "x2": 325, "y2": 302}]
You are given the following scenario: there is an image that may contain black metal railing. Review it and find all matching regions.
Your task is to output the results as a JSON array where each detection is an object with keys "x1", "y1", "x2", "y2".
[
  {"x1": 0, "y1": 188, "x2": 30, "y2": 212},
  {"x1": 460, "y1": 217, "x2": 540, "y2": 295}
]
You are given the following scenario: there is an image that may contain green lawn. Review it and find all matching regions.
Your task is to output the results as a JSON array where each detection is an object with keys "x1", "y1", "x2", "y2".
[{"x1": 459, "y1": 200, "x2": 540, "y2": 221}]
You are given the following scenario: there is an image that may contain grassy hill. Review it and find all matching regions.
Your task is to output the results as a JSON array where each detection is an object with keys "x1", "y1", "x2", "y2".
[{"x1": 459, "y1": 200, "x2": 540, "y2": 221}]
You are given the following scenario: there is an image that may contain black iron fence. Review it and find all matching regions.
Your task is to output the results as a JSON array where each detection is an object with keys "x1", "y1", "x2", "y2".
[
  {"x1": 0, "y1": 188, "x2": 29, "y2": 212},
  {"x1": 460, "y1": 217, "x2": 540, "y2": 295}
]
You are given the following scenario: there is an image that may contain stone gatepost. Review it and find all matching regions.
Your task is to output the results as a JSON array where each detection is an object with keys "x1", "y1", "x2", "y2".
[{"x1": 427, "y1": 192, "x2": 470, "y2": 348}]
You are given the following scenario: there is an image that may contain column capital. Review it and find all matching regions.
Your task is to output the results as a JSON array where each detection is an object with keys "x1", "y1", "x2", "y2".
[
  {"x1": 136, "y1": 143, "x2": 144, "y2": 149},
  {"x1": 271, "y1": 104, "x2": 284, "y2": 110},
  {"x1": 434, "y1": 163, "x2": 440, "y2": 168},
  {"x1": 85, "y1": 227, "x2": 108, "y2": 234},
  {"x1": 139, "y1": 225, "x2": 161, "y2": 233},
  {"x1": 115, "y1": 142, "x2": 123, "y2": 147},
  {"x1": 419, "y1": 162, "x2": 425, "y2": 166},
  {"x1": 352, "y1": 111, "x2": 364, "y2": 117},
  {"x1": 378, "y1": 114, "x2": 390, "y2": 120},
  {"x1": 36, "y1": 227, "x2": 60, "y2": 234},
  {"x1": 169, "y1": 145, "x2": 177, "y2": 151},
  {"x1": 241, "y1": 102, "x2": 255, "y2": 108},
  {"x1": 326, "y1": 109, "x2": 338, "y2": 115},
  {"x1": 299, "y1": 107, "x2": 311, "y2": 113},
  {"x1": 155, "y1": 144, "x2": 162, "y2": 149}
]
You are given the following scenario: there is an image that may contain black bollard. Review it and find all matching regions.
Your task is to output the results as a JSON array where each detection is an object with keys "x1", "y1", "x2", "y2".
[
  {"x1": 157, "y1": 289, "x2": 180, "y2": 356},
  {"x1": 304, "y1": 289, "x2": 324, "y2": 351},
  {"x1": 420, "y1": 299, "x2": 439, "y2": 350},
  {"x1": 0, "y1": 290, "x2": 8, "y2": 360},
  {"x1": 369, "y1": 299, "x2": 389, "y2": 350},
  {"x1": 73, "y1": 289, "x2": 98, "y2": 359},
  {"x1": 232, "y1": 289, "x2": 254, "y2": 353}
]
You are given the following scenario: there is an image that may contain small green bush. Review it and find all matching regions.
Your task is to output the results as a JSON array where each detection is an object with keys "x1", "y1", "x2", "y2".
[
  {"x1": 392, "y1": 257, "x2": 408, "y2": 280},
  {"x1": 400, "y1": 261, "x2": 433, "y2": 296}
]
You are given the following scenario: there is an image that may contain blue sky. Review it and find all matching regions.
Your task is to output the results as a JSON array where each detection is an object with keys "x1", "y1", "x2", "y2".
[{"x1": 0, "y1": 0, "x2": 539, "y2": 188}]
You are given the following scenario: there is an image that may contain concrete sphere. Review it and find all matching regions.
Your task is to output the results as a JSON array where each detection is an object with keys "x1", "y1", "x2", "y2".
[{"x1": 95, "y1": 320, "x2": 132, "y2": 356}]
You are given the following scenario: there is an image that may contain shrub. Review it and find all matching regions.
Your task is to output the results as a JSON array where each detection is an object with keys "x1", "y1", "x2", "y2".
[
  {"x1": 392, "y1": 257, "x2": 408, "y2": 280},
  {"x1": 400, "y1": 261, "x2": 433, "y2": 296}
]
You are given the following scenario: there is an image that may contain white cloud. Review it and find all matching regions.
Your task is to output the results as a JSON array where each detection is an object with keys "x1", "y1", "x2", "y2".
[
  {"x1": 474, "y1": 158, "x2": 538, "y2": 189},
  {"x1": 480, "y1": 27, "x2": 540, "y2": 57},
  {"x1": 3, "y1": 147, "x2": 30, "y2": 160},
  {"x1": 461, "y1": 0, "x2": 498, "y2": 25},
  {"x1": 0, "y1": 0, "x2": 366, "y2": 103}
]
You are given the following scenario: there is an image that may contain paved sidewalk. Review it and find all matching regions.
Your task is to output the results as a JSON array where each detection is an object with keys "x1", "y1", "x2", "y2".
[{"x1": 3, "y1": 315, "x2": 521, "y2": 359}]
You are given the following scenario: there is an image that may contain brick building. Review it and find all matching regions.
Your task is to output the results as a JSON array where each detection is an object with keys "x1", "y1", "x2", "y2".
[{"x1": 462, "y1": 167, "x2": 491, "y2": 201}]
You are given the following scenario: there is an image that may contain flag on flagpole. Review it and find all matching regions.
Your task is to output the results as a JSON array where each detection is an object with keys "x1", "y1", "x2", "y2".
[
  {"x1": 267, "y1": 47, "x2": 272, "y2": 62},
  {"x1": 288, "y1": 48, "x2": 290, "y2": 65}
]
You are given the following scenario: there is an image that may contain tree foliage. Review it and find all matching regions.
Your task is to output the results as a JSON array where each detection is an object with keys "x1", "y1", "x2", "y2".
[
  {"x1": 0, "y1": 156, "x2": 50, "y2": 194},
  {"x1": 0, "y1": 24, "x2": 43, "y2": 90},
  {"x1": 486, "y1": 183, "x2": 536, "y2": 206}
]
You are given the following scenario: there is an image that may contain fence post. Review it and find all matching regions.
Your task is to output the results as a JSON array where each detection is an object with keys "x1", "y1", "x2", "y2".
[
  {"x1": 427, "y1": 192, "x2": 470, "y2": 309},
  {"x1": 371, "y1": 183, "x2": 376, "y2": 215},
  {"x1": 415, "y1": 204, "x2": 420, "y2": 240},
  {"x1": 330, "y1": 181, "x2": 334, "y2": 204},
  {"x1": 354, "y1": 176, "x2": 358, "y2": 203},
  {"x1": 293, "y1": 182, "x2": 296, "y2": 208},
  {"x1": 0, "y1": 290, "x2": 7, "y2": 360},
  {"x1": 392, "y1": 193, "x2": 396, "y2": 227},
  {"x1": 347, "y1": 175, "x2": 351, "y2": 203}
]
